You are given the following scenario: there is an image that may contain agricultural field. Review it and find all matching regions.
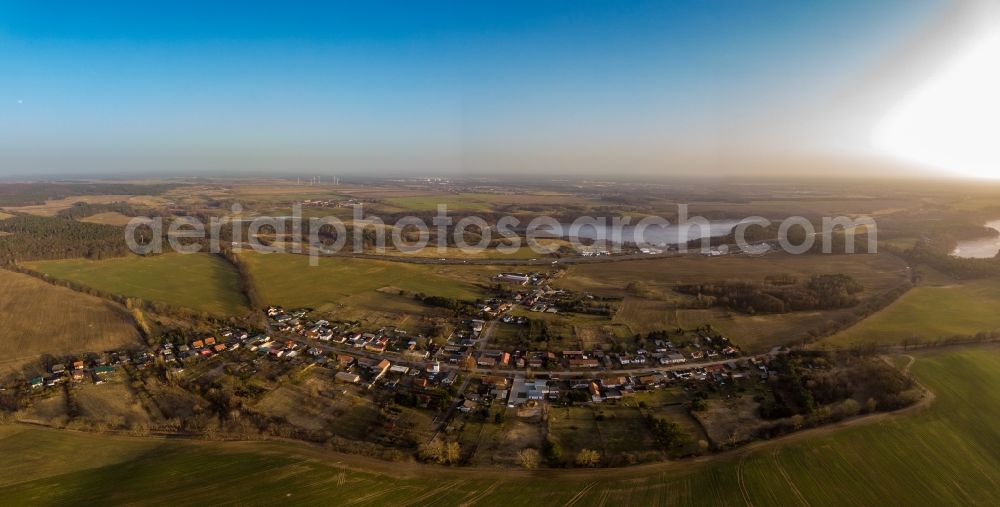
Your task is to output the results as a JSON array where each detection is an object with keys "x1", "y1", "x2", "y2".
[
  {"x1": 821, "y1": 279, "x2": 1000, "y2": 348},
  {"x1": 2, "y1": 346, "x2": 999, "y2": 504},
  {"x1": 77, "y1": 211, "x2": 135, "y2": 226},
  {"x1": 558, "y1": 252, "x2": 908, "y2": 297},
  {"x1": 23, "y1": 254, "x2": 248, "y2": 316},
  {"x1": 381, "y1": 191, "x2": 594, "y2": 212},
  {"x1": 240, "y1": 252, "x2": 499, "y2": 331},
  {"x1": 1, "y1": 194, "x2": 167, "y2": 216},
  {"x1": 0, "y1": 269, "x2": 141, "y2": 377},
  {"x1": 370, "y1": 240, "x2": 567, "y2": 260},
  {"x1": 685, "y1": 197, "x2": 920, "y2": 219},
  {"x1": 554, "y1": 252, "x2": 911, "y2": 352}
]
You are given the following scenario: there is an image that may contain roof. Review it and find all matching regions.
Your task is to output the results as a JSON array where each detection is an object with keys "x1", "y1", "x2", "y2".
[{"x1": 481, "y1": 375, "x2": 508, "y2": 387}]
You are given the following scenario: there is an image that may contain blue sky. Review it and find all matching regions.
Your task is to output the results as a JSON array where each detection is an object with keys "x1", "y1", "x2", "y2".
[{"x1": 0, "y1": 0, "x2": 951, "y2": 177}]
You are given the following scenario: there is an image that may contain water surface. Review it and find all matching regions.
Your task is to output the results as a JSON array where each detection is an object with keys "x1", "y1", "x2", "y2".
[{"x1": 951, "y1": 219, "x2": 1000, "y2": 259}]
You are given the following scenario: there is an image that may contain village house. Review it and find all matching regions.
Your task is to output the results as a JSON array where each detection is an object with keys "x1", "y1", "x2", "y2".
[
  {"x1": 568, "y1": 358, "x2": 600, "y2": 368},
  {"x1": 93, "y1": 365, "x2": 115, "y2": 377},
  {"x1": 481, "y1": 375, "x2": 509, "y2": 389},
  {"x1": 661, "y1": 353, "x2": 687, "y2": 365},
  {"x1": 497, "y1": 273, "x2": 531, "y2": 285},
  {"x1": 335, "y1": 371, "x2": 361, "y2": 383},
  {"x1": 589, "y1": 381, "x2": 602, "y2": 402}
]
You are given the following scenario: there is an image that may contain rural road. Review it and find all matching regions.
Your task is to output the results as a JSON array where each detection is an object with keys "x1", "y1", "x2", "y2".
[
  {"x1": 236, "y1": 241, "x2": 769, "y2": 267},
  {"x1": 274, "y1": 327, "x2": 764, "y2": 378},
  {"x1": 425, "y1": 316, "x2": 500, "y2": 440}
]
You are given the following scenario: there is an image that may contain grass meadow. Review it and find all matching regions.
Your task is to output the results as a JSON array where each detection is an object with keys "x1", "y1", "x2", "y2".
[
  {"x1": 241, "y1": 252, "x2": 493, "y2": 307},
  {"x1": 24, "y1": 253, "x2": 248, "y2": 316},
  {"x1": 822, "y1": 279, "x2": 1000, "y2": 347},
  {"x1": 1, "y1": 346, "x2": 999, "y2": 504}
]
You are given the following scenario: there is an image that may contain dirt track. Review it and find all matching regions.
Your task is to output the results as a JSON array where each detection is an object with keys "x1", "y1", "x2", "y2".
[{"x1": 6, "y1": 351, "x2": 937, "y2": 483}]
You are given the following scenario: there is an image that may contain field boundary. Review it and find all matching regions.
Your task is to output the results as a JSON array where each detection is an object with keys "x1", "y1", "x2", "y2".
[{"x1": 0, "y1": 351, "x2": 939, "y2": 482}]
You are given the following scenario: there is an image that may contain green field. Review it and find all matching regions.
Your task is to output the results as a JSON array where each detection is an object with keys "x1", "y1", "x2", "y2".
[
  {"x1": 2, "y1": 346, "x2": 999, "y2": 505},
  {"x1": 24, "y1": 254, "x2": 248, "y2": 315},
  {"x1": 241, "y1": 252, "x2": 493, "y2": 312},
  {"x1": 822, "y1": 280, "x2": 1000, "y2": 347}
]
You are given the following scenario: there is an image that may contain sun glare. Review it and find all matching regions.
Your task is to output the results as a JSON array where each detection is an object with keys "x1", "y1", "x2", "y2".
[{"x1": 875, "y1": 30, "x2": 1000, "y2": 179}]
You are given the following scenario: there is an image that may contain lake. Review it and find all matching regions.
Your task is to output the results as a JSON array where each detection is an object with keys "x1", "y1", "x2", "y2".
[
  {"x1": 951, "y1": 219, "x2": 1000, "y2": 258},
  {"x1": 558, "y1": 219, "x2": 744, "y2": 246}
]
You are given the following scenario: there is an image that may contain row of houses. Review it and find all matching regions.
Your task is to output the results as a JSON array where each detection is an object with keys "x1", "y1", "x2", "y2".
[
  {"x1": 28, "y1": 354, "x2": 126, "y2": 389},
  {"x1": 269, "y1": 306, "x2": 418, "y2": 356},
  {"x1": 496, "y1": 355, "x2": 776, "y2": 407}
]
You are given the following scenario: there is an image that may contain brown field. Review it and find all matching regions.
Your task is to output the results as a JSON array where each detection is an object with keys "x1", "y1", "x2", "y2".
[
  {"x1": 1, "y1": 195, "x2": 167, "y2": 216},
  {"x1": 545, "y1": 399, "x2": 705, "y2": 465},
  {"x1": 0, "y1": 270, "x2": 142, "y2": 377},
  {"x1": 456, "y1": 406, "x2": 544, "y2": 467},
  {"x1": 560, "y1": 252, "x2": 908, "y2": 296},
  {"x1": 555, "y1": 253, "x2": 910, "y2": 351},
  {"x1": 16, "y1": 389, "x2": 69, "y2": 425},
  {"x1": 685, "y1": 198, "x2": 919, "y2": 218},
  {"x1": 252, "y1": 371, "x2": 379, "y2": 440},
  {"x1": 75, "y1": 383, "x2": 152, "y2": 428},
  {"x1": 455, "y1": 414, "x2": 508, "y2": 466},
  {"x1": 78, "y1": 211, "x2": 135, "y2": 226},
  {"x1": 694, "y1": 395, "x2": 771, "y2": 447}
]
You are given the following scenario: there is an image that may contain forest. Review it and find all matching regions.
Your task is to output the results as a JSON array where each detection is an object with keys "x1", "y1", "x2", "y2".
[
  {"x1": 675, "y1": 274, "x2": 864, "y2": 314},
  {"x1": 0, "y1": 215, "x2": 135, "y2": 263},
  {"x1": 0, "y1": 182, "x2": 178, "y2": 206}
]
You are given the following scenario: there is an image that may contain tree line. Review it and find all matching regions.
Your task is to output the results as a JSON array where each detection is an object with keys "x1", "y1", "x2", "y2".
[
  {"x1": 0, "y1": 182, "x2": 178, "y2": 206},
  {"x1": 675, "y1": 273, "x2": 864, "y2": 314},
  {"x1": 56, "y1": 201, "x2": 144, "y2": 220},
  {"x1": 0, "y1": 214, "x2": 138, "y2": 263}
]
